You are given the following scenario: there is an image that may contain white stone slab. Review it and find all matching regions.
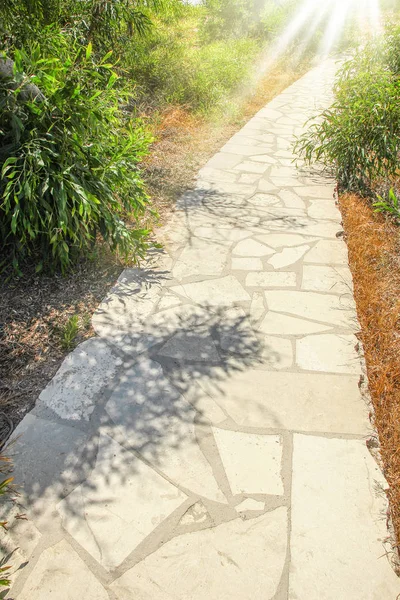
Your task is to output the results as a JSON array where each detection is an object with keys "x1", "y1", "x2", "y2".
[
  {"x1": 264, "y1": 291, "x2": 355, "y2": 328},
  {"x1": 295, "y1": 185, "x2": 335, "y2": 199},
  {"x1": 173, "y1": 238, "x2": 230, "y2": 280},
  {"x1": 234, "y1": 161, "x2": 268, "y2": 174},
  {"x1": 37, "y1": 338, "x2": 122, "y2": 421},
  {"x1": 213, "y1": 429, "x2": 283, "y2": 495},
  {"x1": 278, "y1": 189, "x2": 306, "y2": 209},
  {"x1": 173, "y1": 276, "x2": 251, "y2": 306},
  {"x1": 305, "y1": 240, "x2": 348, "y2": 264},
  {"x1": 235, "y1": 498, "x2": 265, "y2": 513},
  {"x1": 246, "y1": 272, "x2": 296, "y2": 288},
  {"x1": 259, "y1": 335, "x2": 293, "y2": 369},
  {"x1": 290, "y1": 435, "x2": 400, "y2": 599},
  {"x1": 250, "y1": 292, "x2": 266, "y2": 324},
  {"x1": 18, "y1": 540, "x2": 109, "y2": 600},
  {"x1": 193, "y1": 370, "x2": 368, "y2": 434},
  {"x1": 57, "y1": 434, "x2": 186, "y2": 570},
  {"x1": 297, "y1": 334, "x2": 361, "y2": 374},
  {"x1": 268, "y1": 245, "x2": 310, "y2": 269},
  {"x1": 302, "y1": 265, "x2": 353, "y2": 295},
  {"x1": 232, "y1": 257, "x2": 263, "y2": 271},
  {"x1": 256, "y1": 233, "x2": 316, "y2": 248},
  {"x1": 308, "y1": 199, "x2": 341, "y2": 220},
  {"x1": 233, "y1": 238, "x2": 274, "y2": 257},
  {"x1": 111, "y1": 509, "x2": 287, "y2": 600},
  {"x1": 259, "y1": 312, "x2": 332, "y2": 335}
]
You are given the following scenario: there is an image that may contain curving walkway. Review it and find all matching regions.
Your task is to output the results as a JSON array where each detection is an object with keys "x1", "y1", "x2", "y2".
[{"x1": 5, "y1": 60, "x2": 400, "y2": 599}]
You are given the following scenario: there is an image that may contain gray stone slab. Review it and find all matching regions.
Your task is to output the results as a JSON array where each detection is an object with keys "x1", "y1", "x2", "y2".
[
  {"x1": 10, "y1": 414, "x2": 90, "y2": 524},
  {"x1": 105, "y1": 358, "x2": 226, "y2": 502},
  {"x1": 289, "y1": 435, "x2": 400, "y2": 599},
  {"x1": 111, "y1": 508, "x2": 287, "y2": 600},
  {"x1": 35, "y1": 338, "x2": 122, "y2": 421}
]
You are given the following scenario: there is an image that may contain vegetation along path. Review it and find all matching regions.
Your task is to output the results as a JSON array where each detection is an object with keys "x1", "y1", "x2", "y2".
[{"x1": 6, "y1": 60, "x2": 400, "y2": 599}]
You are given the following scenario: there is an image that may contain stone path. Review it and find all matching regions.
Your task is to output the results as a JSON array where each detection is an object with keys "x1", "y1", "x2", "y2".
[{"x1": 4, "y1": 60, "x2": 400, "y2": 599}]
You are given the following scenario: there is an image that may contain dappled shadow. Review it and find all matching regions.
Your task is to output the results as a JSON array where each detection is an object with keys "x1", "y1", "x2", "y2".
[{"x1": 6, "y1": 294, "x2": 290, "y2": 574}]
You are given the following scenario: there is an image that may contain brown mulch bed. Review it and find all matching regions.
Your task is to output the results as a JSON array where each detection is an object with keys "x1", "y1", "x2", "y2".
[
  {"x1": 339, "y1": 192, "x2": 400, "y2": 551},
  {"x1": 0, "y1": 63, "x2": 307, "y2": 445}
]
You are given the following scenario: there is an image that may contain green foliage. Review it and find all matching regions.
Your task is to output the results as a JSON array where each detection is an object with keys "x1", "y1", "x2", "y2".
[
  {"x1": 0, "y1": 33, "x2": 153, "y2": 273},
  {"x1": 59, "y1": 315, "x2": 80, "y2": 350},
  {"x1": 374, "y1": 187, "x2": 400, "y2": 221},
  {"x1": 295, "y1": 25, "x2": 400, "y2": 193}
]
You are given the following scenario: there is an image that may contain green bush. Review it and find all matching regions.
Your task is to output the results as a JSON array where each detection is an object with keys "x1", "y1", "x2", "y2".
[
  {"x1": 0, "y1": 32, "x2": 153, "y2": 273},
  {"x1": 295, "y1": 26, "x2": 400, "y2": 192}
]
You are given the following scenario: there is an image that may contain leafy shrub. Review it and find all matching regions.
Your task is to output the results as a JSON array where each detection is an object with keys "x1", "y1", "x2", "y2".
[
  {"x1": 0, "y1": 32, "x2": 153, "y2": 273},
  {"x1": 295, "y1": 27, "x2": 400, "y2": 192}
]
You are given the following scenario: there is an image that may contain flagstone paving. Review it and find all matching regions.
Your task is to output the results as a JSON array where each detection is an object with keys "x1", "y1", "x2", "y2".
[{"x1": 5, "y1": 59, "x2": 400, "y2": 599}]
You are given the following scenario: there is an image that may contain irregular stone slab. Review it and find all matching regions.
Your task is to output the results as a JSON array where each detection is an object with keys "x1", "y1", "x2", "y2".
[
  {"x1": 234, "y1": 161, "x2": 268, "y2": 174},
  {"x1": 92, "y1": 268, "x2": 164, "y2": 340},
  {"x1": 305, "y1": 240, "x2": 348, "y2": 264},
  {"x1": 198, "y1": 167, "x2": 238, "y2": 182},
  {"x1": 218, "y1": 307, "x2": 259, "y2": 355},
  {"x1": 194, "y1": 226, "x2": 252, "y2": 243},
  {"x1": 205, "y1": 152, "x2": 243, "y2": 169},
  {"x1": 308, "y1": 199, "x2": 341, "y2": 220},
  {"x1": 233, "y1": 238, "x2": 274, "y2": 257},
  {"x1": 268, "y1": 245, "x2": 310, "y2": 269},
  {"x1": 250, "y1": 154, "x2": 277, "y2": 164},
  {"x1": 235, "y1": 498, "x2": 265, "y2": 513},
  {"x1": 247, "y1": 193, "x2": 281, "y2": 206},
  {"x1": 105, "y1": 358, "x2": 225, "y2": 502},
  {"x1": 238, "y1": 172, "x2": 262, "y2": 184},
  {"x1": 173, "y1": 239, "x2": 230, "y2": 280},
  {"x1": 259, "y1": 335, "x2": 293, "y2": 369},
  {"x1": 156, "y1": 292, "x2": 183, "y2": 311},
  {"x1": 246, "y1": 272, "x2": 296, "y2": 288},
  {"x1": 232, "y1": 257, "x2": 263, "y2": 271},
  {"x1": 256, "y1": 233, "x2": 316, "y2": 248},
  {"x1": 302, "y1": 265, "x2": 354, "y2": 295},
  {"x1": 172, "y1": 276, "x2": 251, "y2": 306},
  {"x1": 213, "y1": 428, "x2": 283, "y2": 495},
  {"x1": 265, "y1": 291, "x2": 355, "y2": 328},
  {"x1": 193, "y1": 370, "x2": 368, "y2": 434},
  {"x1": 36, "y1": 338, "x2": 122, "y2": 421},
  {"x1": 290, "y1": 435, "x2": 400, "y2": 599},
  {"x1": 279, "y1": 189, "x2": 306, "y2": 209},
  {"x1": 295, "y1": 185, "x2": 335, "y2": 199},
  {"x1": 250, "y1": 291, "x2": 266, "y2": 325},
  {"x1": 11, "y1": 414, "x2": 90, "y2": 524},
  {"x1": 57, "y1": 434, "x2": 187, "y2": 570},
  {"x1": 158, "y1": 328, "x2": 220, "y2": 362},
  {"x1": 111, "y1": 508, "x2": 287, "y2": 600},
  {"x1": 259, "y1": 312, "x2": 332, "y2": 335},
  {"x1": 18, "y1": 540, "x2": 109, "y2": 600},
  {"x1": 297, "y1": 334, "x2": 361, "y2": 374}
]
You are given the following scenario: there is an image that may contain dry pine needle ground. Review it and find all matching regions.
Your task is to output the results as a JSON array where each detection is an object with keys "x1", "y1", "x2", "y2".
[{"x1": 339, "y1": 193, "x2": 400, "y2": 548}]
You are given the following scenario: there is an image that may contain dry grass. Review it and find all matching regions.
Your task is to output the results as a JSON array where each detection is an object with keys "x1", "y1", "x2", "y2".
[{"x1": 339, "y1": 192, "x2": 400, "y2": 548}]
